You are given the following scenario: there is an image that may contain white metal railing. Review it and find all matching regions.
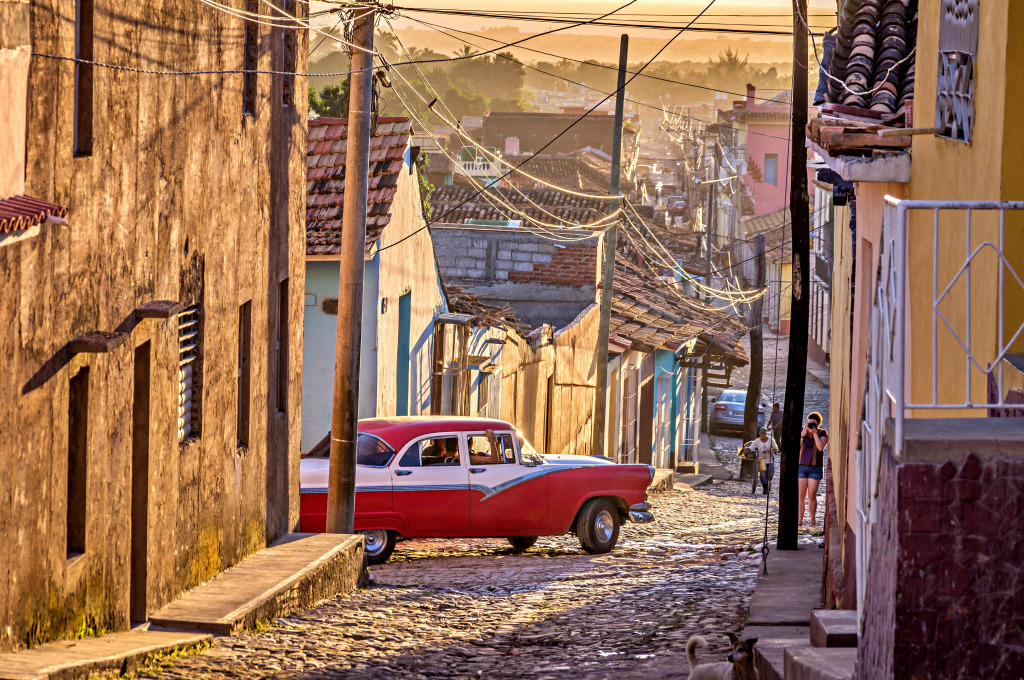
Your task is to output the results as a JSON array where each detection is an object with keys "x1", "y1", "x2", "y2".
[{"x1": 857, "y1": 196, "x2": 1024, "y2": 629}]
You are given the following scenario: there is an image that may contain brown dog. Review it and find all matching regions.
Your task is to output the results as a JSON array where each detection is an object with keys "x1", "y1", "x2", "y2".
[{"x1": 685, "y1": 633, "x2": 758, "y2": 680}]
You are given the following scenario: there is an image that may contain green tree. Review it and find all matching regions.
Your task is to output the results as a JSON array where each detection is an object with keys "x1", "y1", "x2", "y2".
[{"x1": 309, "y1": 79, "x2": 350, "y2": 117}]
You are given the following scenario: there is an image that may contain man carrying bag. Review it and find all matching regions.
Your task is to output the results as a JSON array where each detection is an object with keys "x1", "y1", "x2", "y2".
[{"x1": 746, "y1": 426, "x2": 778, "y2": 495}]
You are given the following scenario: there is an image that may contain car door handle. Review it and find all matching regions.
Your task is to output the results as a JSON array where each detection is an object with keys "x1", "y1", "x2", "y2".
[
  {"x1": 469, "y1": 468, "x2": 485, "y2": 473},
  {"x1": 395, "y1": 470, "x2": 413, "y2": 476}
]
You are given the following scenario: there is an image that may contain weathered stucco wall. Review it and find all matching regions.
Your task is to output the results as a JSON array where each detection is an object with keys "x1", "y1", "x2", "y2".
[
  {"x1": 374, "y1": 155, "x2": 446, "y2": 418},
  {"x1": 0, "y1": 0, "x2": 307, "y2": 652}
]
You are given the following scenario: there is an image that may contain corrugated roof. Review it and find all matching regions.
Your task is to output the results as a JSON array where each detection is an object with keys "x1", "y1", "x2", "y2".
[
  {"x1": 743, "y1": 208, "x2": 791, "y2": 263},
  {"x1": 0, "y1": 195, "x2": 69, "y2": 234},
  {"x1": 306, "y1": 116, "x2": 412, "y2": 255}
]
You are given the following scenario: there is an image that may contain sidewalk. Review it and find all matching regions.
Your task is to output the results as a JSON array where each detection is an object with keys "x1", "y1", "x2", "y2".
[
  {"x1": 0, "y1": 533, "x2": 365, "y2": 680},
  {"x1": 696, "y1": 432, "x2": 735, "y2": 481}
]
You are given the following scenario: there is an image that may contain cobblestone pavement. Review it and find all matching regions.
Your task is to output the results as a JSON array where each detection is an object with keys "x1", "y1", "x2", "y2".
[
  {"x1": 152, "y1": 336, "x2": 826, "y2": 680},
  {"x1": 153, "y1": 483, "x2": 822, "y2": 680}
]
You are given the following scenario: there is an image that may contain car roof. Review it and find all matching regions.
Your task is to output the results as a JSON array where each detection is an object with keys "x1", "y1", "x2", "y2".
[{"x1": 360, "y1": 416, "x2": 515, "y2": 449}]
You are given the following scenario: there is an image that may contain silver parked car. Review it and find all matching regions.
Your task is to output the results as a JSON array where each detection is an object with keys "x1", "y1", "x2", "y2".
[{"x1": 708, "y1": 390, "x2": 767, "y2": 435}]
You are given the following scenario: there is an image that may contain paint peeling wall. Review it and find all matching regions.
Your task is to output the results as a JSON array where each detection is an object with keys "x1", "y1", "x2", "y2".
[{"x1": 0, "y1": 0, "x2": 307, "y2": 652}]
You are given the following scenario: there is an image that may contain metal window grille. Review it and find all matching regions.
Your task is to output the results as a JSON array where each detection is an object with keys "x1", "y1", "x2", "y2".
[
  {"x1": 935, "y1": 0, "x2": 979, "y2": 142},
  {"x1": 178, "y1": 304, "x2": 200, "y2": 441}
]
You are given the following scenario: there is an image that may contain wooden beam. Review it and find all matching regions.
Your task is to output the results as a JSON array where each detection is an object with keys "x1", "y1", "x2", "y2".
[
  {"x1": 135, "y1": 299, "x2": 185, "y2": 319},
  {"x1": 69, "y1": 331, "x2": 128, "y2": 355},
  {"x1": 828, "y1": 133, "x2": 912, "y2": 150}
]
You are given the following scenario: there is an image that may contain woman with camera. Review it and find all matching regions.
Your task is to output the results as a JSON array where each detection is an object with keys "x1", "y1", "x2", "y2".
[{"x1": 798, "y1": 411, "x2": 828, "y2": 526}]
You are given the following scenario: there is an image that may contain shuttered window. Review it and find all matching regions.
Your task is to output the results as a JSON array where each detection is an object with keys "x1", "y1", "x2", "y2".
[{"x1": 178, "y1": 303, "x2": 201, "y2": 441}]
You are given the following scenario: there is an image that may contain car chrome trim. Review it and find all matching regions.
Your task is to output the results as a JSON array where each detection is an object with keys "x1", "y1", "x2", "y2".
[
  {"x1": 630, "y1": 502, "x2": 652, "y2": 511},
  {"x1": 629, "y1": 511, "x2": 655, "y2": 523},
  {"x1": 478, "y1": 465, "x2": 589, "y2": 501}
]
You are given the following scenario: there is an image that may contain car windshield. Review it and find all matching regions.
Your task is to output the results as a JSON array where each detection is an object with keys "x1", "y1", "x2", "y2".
[
  {"x1": 356, "y1": 434, "x2": 396, "y2": 467},
  {"x1": 516, "y1": 432, "x2": 545, "y2": 464},
  {"x1": 719, "y1": 393, "x2": 744, "y2": 403}
]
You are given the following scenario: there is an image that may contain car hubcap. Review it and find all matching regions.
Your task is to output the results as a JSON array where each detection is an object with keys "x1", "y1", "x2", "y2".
[
  {"x1": 594, "y1": 510, "x2": 614, "y2": 543},
  {"x1": 361, "y1": 530, "x2": 386, "y2": 555}
]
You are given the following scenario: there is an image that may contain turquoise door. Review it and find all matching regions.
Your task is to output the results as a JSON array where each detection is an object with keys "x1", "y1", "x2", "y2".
[{"x1": 396, "y1": 291, "x2": 411, "y2": 416}]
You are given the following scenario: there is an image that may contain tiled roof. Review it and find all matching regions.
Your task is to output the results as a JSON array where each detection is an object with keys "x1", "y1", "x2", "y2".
[
  {"x1": 610, "y1": 254, "x2": 748, "y2": 364},
  {"x1": 424, "y1": 150, "x2": 456, "y2": 175},
  {"x1": 306, "y1": 116, "x2": 412, "y2": 255},
  {"x1": 0, "y1": 195, "x2": 68, "y2": 234},
  {"x1": 743, "y1": 208, "x2": 791, "y2": 263},
  {"x1": 430, "y1": 185, "x2": 608, "y2": 226},
  {"x1": 826, "y1": 0, "x2": 918, "y2": 114}
]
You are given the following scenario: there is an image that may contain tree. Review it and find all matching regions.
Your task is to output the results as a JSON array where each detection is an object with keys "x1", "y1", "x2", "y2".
[{"x1": 309, "y1": 79, "x2": 350, "y2": 117}]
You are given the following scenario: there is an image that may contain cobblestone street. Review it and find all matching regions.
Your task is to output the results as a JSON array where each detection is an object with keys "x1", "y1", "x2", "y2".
[
  {"x1": 152, "y1": 335, "x2": 826, "y2": 680},
  {"x1": 154, "y1": 483, "x2": 818, "y2": 680}
]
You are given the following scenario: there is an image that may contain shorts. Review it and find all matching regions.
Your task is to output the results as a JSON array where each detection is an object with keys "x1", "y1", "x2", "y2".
[{"x1": 798, "y1": 464, "x2": 823, "y2": 480}]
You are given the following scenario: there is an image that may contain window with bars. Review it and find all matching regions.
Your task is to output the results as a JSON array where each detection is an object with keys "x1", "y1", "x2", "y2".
[
  {"x1": 935, "y1": 0, "x2": 978, "y2": 143},
  {"x1": 178, "y1": 303, "x2": 202, "y2": 441}
]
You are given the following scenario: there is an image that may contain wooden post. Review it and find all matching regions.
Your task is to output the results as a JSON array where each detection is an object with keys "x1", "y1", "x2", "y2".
[
  {"x1": 326, "y1": 10, "x2": 374, "y2": 534},
  {"x1": 778, "y1": 0, "x2": 810, "y2": 551},
  {"x1": 743, "y1": 234, "x2": 767, "y2": 443},
  {"x1": 591, "y1": 34, "x2": 628, "y2": 458}
]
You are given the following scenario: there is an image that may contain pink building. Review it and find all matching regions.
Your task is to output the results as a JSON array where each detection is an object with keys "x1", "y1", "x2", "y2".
[{"x1": 720, "y1": 85, "x2": 814, "y2": 217}]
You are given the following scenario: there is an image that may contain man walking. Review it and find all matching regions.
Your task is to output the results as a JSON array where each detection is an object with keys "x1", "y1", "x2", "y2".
[{"x1": 747, "y1": 426, "x2": 778, "y2": 494}]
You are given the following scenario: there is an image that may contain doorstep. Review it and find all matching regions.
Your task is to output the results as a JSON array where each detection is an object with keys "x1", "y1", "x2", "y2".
[
  {"x1": 674, "y1": 473, "x2": 713, "y2": 489},
  {"x1": 0, "y1": 630, "x2": 211, "y2": 680},
  {"x1": 149, "y1": 533, "x2": 364, "y2": 635},
  {"x1": 648, "y1": 469, "x2": 674, "y2": 494}
]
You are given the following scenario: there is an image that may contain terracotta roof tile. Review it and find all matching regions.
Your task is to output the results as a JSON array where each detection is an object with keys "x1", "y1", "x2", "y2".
[
  {"x1": 0, "y1": 194, "x2": 69, "y2": 234},
  {"x1": 306, "y1": 116, "x2": 411, "y2": 255},
  {"x1": 610, "y1": 254, "x2": 747, "y2": 363}
]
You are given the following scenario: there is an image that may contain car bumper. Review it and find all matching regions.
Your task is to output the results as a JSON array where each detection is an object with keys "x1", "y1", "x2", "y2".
[{"x1": 629, "y1": 502, "x2": 654, "y2": 523}]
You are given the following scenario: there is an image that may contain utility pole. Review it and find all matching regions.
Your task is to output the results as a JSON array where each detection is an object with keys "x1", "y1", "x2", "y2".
[
  {"x1": 743, "y1": 234, "x2": 766, "y2": 443},
  {"x1": 778, "y1": 0, "x2": 810, "y2": 550},
  {"x1": 591, "y1": 33, "x2": 628, "y2": 459},
  {"x1": 326, "y1": 9, "x2": 374, "y2": 534}
]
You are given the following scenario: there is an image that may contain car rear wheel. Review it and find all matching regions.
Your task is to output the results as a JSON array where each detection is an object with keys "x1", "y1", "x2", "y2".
[
  {"x1": 507, "y1": 536, "x2": 538, "y2": 552},
  {"x1": 360, "y1": 529, "x2": 397, "y2": 565},
  {"x1": 577, "y1": 499, "x2": 620, "y2": 554}
]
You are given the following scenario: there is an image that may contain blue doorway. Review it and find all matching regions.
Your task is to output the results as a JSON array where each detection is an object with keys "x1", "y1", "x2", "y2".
[{"x1": 396, "y1": 291, "x2": 411, "y2": 416}]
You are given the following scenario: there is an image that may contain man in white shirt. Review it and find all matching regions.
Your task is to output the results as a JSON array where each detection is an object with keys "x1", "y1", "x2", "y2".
[{"x1": 747, "y1": 426, "x2": 778, "y2": 495}]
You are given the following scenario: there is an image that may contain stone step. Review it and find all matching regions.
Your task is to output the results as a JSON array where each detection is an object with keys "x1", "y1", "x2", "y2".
[
  {"x1": 149, "y1": 533, "x2": 364, "y2": 635},
  {"x1": 647, "y1": 469, "x2": 674, "y2": 494},
  {"x1": 810, "y1": 609, "x2": 858, "y2": 648},
  {"x1": 784, "y1": 645, "x2": 857, "y2": 680},
  {"x1": 674, "y1": 473, "x2": 713, "y2": 489},
  {"x1": 675, "y1": 461, "x2": 699, "y2": 474},
  {"x1": 745, "y1": 625, "x2": 811, "y2": 680},
  {"x1": 0, "y1": 630, "x2": 211, "y2": 680}
]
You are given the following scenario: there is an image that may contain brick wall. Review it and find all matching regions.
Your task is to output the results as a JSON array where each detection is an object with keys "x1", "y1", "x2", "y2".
[{"x1": 858, "y1": 420, "x2": 1024, "y2": 679}]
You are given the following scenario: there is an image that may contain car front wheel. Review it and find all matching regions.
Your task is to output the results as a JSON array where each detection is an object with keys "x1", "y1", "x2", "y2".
[
  {"x1": 577, "y1": 499, "x2": 621, "y2": 554},
  {"x1": 507, "y1": 536, "x2": 538, "y2": 551},
  {"x1": 360, "y1": 529, "x2": 397, "y2": 565}
]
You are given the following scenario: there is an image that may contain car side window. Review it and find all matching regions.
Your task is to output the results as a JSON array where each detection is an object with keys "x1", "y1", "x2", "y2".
[
  {"x1": 400, "y1": 436, "x2": 461, "y2": 467},
  {"x1": 467, "y1": 431, "x2": 516, "y2": 465}
]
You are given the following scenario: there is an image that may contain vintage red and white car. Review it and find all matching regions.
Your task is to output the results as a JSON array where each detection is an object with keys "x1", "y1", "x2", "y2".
[{"x1": 300, "y1": 417, "x2": 656, "y2": 564}]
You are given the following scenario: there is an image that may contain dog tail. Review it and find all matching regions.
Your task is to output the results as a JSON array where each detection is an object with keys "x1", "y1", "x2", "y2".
[{"x1": 686, "y1": 635, "x2": 707, "y2": 670}]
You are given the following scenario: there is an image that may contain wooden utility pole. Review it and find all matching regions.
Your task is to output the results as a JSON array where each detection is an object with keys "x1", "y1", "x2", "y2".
[
  {"x1": 743, "y1": 234, "x2": 767, "y2": 443},
  {"x1": 326, "y1": 10, "x2": 374, "y2": 534},
  {"x1": 778, "y1": 0, "x2": 810, "y2": 551},
  {"x1": 591, "y1": 34, "x2": 628, "y2": 458}
]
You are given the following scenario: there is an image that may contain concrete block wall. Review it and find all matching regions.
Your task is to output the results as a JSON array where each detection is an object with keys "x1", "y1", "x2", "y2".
[{"x1": 431, "y1": 225, "x2": 600, "y2": 329}]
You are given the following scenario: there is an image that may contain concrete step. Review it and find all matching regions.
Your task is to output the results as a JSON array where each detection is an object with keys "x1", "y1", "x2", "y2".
[
  {"x1": 647, "y1": 469, "x2": 674, "y2": 494},
  {"x1": 674, "y1": 473, "x2": 713, "y2": 489},
  {"x1": 675, "y1": 461, "x2": 699, "y2": 474},
  {"x1": 150, "y1": 533, "x2": 364, "y2": 635},
  {"x1": 784, "y1": 645, "x2": 857, "y2": 680},
  {"x1": 810, "y1": 609, "x2": 858, "y2": 648},
  {"x1": 744, "y1": 625, "x2": 811, "y2": 680},
  {"x1": 0, "y1": 629, "x2": 211, "y2": 680},
  {"x1": 747, "y1": 545, "x2": 823, "y2": 627}
]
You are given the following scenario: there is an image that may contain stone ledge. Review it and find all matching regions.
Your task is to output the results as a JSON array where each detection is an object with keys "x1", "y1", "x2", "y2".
[
  {"x1": 647, "y1": 469, "x2": 674, "y2": 494},
  {"x1": 896, "y1": 417, "x2": 1024, "y2": 464},
  {"x1": 810, "y1": 609, "x2": 857, "y2": 648},
  {"x1": 744, "y1": 625, "x2": 811, "y2": 680},
  {"x1": 149, "y1": 533, "x2": 365, "y2": 635},
  {"x1": 0, "y1": 630, "x2": 211, "y2": 680}
]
